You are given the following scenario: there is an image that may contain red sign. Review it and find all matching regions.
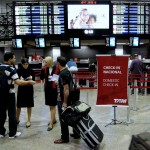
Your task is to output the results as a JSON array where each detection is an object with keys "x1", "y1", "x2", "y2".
[{"x1": 96, "y1": 55, "x2": 128, "y2": 106}]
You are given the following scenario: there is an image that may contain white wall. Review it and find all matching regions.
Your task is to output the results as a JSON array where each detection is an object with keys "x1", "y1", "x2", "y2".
[
  {"x1": 52, "y1": 47, "x2": 60, "y2": 62},
  {"x1": 115, "y1": 45, "x2": 123, "y2": 55}
]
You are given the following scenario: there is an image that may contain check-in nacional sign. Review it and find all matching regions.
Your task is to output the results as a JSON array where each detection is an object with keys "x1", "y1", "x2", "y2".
[{"x1": 96, "y1": 55, "x2": 128, "y2": 106}]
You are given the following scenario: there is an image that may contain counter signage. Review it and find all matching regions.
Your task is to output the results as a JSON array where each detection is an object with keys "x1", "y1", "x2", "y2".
[{"x1": 96, "y1": 55, "x2": 128, "y2": 106}]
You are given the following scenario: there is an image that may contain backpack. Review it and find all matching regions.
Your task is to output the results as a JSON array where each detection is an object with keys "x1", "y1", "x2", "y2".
[{"x1": 0, "y1": 66, "x2": 10, "y2": 92}]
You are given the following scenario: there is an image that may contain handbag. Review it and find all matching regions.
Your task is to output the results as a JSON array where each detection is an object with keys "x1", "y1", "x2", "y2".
[{"x1": 68, "y1": 72, "x2": 80, "y2": 104}]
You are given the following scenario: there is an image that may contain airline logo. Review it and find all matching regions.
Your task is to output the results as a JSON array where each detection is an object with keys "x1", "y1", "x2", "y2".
[{"x1": 114, "y1": 99, "x2": 127, "y2": 104}]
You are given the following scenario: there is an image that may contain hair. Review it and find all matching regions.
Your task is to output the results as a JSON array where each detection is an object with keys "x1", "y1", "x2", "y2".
[
  {"x1": 21, "y1": 58, "x2": 29, "y2": 64},
  {"x1": 4, "y1": 52, "x2": 14, "y2": 61},
  {"x1": 45, "y1": 56, "x2": 53, "y2": 67},
  {"x1": 134, "y1": 54, "x2": 138, "y2": 58},
  {"x1": 57, "y1": 56, "x2": 67, "y2": 67},
  {"x1": 82, "y1": 8, "x2": 88, "y2": 11},
  {"x1": 88, "y1": 14, "x2": 97, "y2": 22}
]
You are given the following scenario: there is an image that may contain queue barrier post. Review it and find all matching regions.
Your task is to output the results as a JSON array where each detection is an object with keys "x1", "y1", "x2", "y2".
[
  {"x1": 145, "y1": 73, "x2": 147, "y2": 96},
  {"x1": 127, "y1": 85, "x2": 134, "y2": 124},
  {"x1": 132, "y1": 79, "x2": 139, "y2": 111}
]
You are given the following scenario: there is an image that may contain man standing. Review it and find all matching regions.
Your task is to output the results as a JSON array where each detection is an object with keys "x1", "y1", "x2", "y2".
[
  {"x1": 130, "y1": 54, "x2": 144, "y2": 94},
  {"x1": 54, "y1": 56, "x2": 80, "y2": 144},
  {"x1": 0, "y1": 52, "x2": 35, "y2": 138}
]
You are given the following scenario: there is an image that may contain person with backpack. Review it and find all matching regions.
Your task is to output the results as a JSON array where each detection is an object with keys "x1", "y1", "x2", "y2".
[{"x1": 0, "y1": 52, "x2": 35, "y2": 138}]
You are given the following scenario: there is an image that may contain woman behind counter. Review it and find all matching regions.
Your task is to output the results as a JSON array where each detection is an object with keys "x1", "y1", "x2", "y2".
[{"x1": 16, "y1": 58, "x2": 35, "y2": 128}]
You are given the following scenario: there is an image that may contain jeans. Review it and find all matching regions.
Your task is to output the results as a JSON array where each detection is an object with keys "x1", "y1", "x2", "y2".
[{"x1": 0, "y1": 93, "x2": 17, "y2": 137}]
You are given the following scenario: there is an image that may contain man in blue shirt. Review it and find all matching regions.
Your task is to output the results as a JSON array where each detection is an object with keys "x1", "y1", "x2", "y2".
[{"x1": 67, "y1": 58, "x2": 77, "y2": 68}]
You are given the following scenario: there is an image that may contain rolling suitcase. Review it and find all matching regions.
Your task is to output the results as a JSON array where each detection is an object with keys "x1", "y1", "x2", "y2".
[
  {"x1": 129, "y1": 132, "x2": 150, "y2": 150},
  {"x1": 74, "y1": 115, "x2": 104, "y2": 149}
]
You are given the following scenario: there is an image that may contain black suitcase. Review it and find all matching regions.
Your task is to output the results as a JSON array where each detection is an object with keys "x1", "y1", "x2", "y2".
[
  {"x1": 129, "y1": 132, "x2": 150, "y2": 150},
  {"x1": 74, "y1": 115, "x2": 104, "y2": 149}
]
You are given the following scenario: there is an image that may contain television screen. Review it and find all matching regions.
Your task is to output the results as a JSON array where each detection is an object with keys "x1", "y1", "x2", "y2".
[
  {"x1": 12, "y1": 38, "x2": 23, "y2": 49},
  {"x1": 35, "y1": 38, "x2": 45, "y2": 48},
  {"x1": 67, "y1": 4, "x2": 109, "y2": 29},
  {"x1": 70, "y1": 38, "x2": 80, "y2": 48},
  {"x1": 106, "y1": 37, "x2": 116, "y2": 47},
  {"x1": 129, "y1": 37, "x2": 140, "y2": 47}
]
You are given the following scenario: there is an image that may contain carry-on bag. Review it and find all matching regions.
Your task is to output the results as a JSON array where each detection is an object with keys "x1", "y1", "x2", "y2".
[
  {"x1": 74, "y1": 115, "x2": 104, "y2": 149},
  {"x1": 72, "y1": 101, "x2": 91, "y2": 116},
  {"x1": 61, "y1": 106, "x2": 82, "y2": 127},
  {"x1": 129, "y1": 132, "x2": 150, "y2": 150},
  {"x1": 61, "y1": 101, "x2": 91, "y2": 127}
]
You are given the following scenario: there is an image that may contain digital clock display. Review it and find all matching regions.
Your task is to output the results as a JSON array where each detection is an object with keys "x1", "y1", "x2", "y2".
[{"x1": 81, "y1": 1, "x2": 96, "y2": 4}]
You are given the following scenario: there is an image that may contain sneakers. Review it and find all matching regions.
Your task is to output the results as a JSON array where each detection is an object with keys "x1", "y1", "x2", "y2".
[
  {"x1": 9, "y1": 132, "x2": 21, "y2": 139},
  {"x1": 0, "y1": 134, "x2": 5, "y2": 138}
]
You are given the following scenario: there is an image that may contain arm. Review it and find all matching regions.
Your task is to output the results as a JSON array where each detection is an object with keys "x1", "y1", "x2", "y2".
[
  {"x1": 14, "y1": 79, "x2": 35, "y2": 86},
  {"x1": 10, "y1": 67, "x2": 35, "y2": 86},
  {"x1": 40, "y1": 68, "x2": 45, "y2": 80},
  {"x1": 30, "y1": 69, "x2": 35, "y2": 81},
  {"x1": 130, "y1": 61, "x2": 134, "y2": 72},
  {"x1": 62, "y1": 84, "x2": 69, "y2": 108}
]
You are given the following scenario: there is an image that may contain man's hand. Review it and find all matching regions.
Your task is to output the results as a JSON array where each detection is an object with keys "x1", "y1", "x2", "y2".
[
  {"x1": 26, "y1": 76, "x2": 32, "y2": 80},
  {"x1": 28, "y1": 80, "x2": 36, "y2": 85},
  {"x1": 62, "y1": 102, "x2": 67, "y2": 110}
]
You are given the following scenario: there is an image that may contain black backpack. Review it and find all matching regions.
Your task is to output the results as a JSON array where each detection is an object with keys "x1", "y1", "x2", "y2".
[{"x1": 0, "y1": 66, "x2": 10, "y2": 92}]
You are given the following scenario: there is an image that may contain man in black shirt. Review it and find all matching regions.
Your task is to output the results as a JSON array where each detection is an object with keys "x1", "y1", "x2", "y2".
[{"x1": 54, "y1": 56, "x2": 80, "y2": 144}]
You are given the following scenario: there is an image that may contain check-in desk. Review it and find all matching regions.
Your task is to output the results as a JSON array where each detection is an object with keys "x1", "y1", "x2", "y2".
[{"x1": 73, "y1": 60, "x2": 97, "y2": 88}]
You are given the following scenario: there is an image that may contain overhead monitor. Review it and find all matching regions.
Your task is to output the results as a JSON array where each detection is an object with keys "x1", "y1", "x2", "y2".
[
  {"x1": 67, "y1": 2, "x2": 111, "y2": 37},
  {"x1": 12, "y1": 38, "x2": 23, "y2": 49},
  {"x1": 105, "y1": 37, "x2": 116, "y2": 48},
  {"x1": 69, "y1": 38, "x2": 80, "y2": 48},
  {"x1": 35, "y1": 37, "x2": 46, "y2": 48},
  {"x1": 129, "y1": 37, "x2": 140, "y2": 47}
]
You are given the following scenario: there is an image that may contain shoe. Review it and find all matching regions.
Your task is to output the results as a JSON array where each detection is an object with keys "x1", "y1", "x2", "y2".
[
  {"x1": 54, "y1": 139, "x2": 69, "y2": 144},
  {"x1": 26, "y1": 122, "x2": 31, "y2": 128},
  {"x1": 9, "y1": 132, "x2": 21, "y2": 139},
  {"x1": 0, "y1": 134, "x2": 5, "y2": 138},
  {"x1": 47, "y1": 124, "x2": 53, "y2": 131},
  {"x1": 48, "y1": 120, "x2": 57, "y2": 126},
  {"x1": 70, "y1": 133, "x2": 80, "y2": 139}
]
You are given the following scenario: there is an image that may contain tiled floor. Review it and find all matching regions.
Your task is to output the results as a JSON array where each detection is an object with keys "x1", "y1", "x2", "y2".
[{"x1": 0, "y1": 83, "x2": 150, "y2": 150}]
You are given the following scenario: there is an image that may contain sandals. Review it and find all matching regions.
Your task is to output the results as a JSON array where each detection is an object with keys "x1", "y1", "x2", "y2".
[
  {"x1": 54, "y1": 139, "x2": 69, "y2": 144},
  {"x1": 48, "y1": 120, "x2": 57, "y2": 126},
  {"x1": 47, "y1": 120, "x2": 57, "y2": 131},
  {"x1": 26, "y1": 122, "x2": 31, "y2": 128},
  {"x1": 47, "y1": 124, "x2": 53, "y2": 131}
]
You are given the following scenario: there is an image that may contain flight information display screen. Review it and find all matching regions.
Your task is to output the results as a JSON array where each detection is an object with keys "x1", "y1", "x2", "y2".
[
  {"x1": 48, "y1": 5, "x2": 65, "y2": 34},
  {"x1": 14, "y1": 2, "x2": 65, "y2": 35},
  {"x1": 113, "y1": 3, "x2": 148, "y2": 35},
  {"x1": 13, "y1": 1, "x2": 150, "y2": 36}
]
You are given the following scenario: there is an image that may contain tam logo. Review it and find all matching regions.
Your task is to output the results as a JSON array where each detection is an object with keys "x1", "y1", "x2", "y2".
[{"x1": 114, "y1": 99, "x2": 127, "y2": 103}]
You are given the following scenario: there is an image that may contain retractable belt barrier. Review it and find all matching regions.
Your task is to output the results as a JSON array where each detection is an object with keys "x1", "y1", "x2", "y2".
[
  {"x1": 72, "y1": 71, "x2": 97, "y2": 90},
  {"x1": 128, "y1": 73, "x2": 150, "y2": 111}
]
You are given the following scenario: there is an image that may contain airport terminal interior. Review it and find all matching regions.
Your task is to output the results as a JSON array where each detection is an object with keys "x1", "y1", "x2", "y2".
[
  {"x1": 1, "y1": 84, "x2": 150, "y2": 150},
  {"x1": 1, "y1": 0, "x2": 150, "y2": 150}
]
